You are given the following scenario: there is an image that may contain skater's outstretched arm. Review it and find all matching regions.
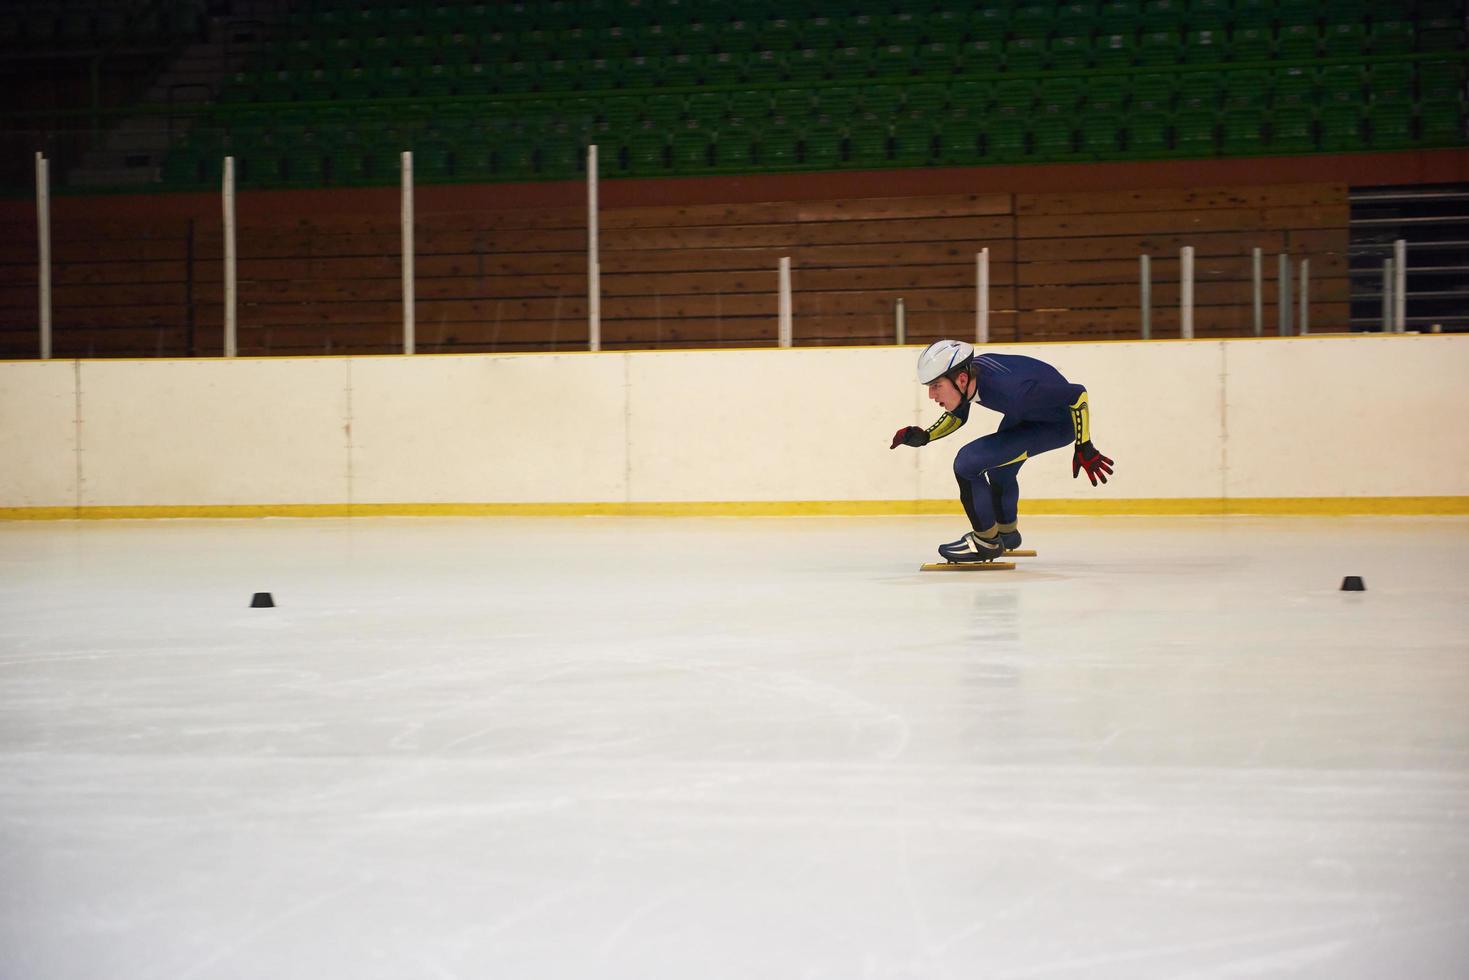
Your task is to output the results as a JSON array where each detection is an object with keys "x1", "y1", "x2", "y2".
[
  {"x1": 890, "y1": 404, "x2": 969, "y2": 449},
  {"x1": 1067, "y1": 391, "x2": 1115, "y2": 485}
]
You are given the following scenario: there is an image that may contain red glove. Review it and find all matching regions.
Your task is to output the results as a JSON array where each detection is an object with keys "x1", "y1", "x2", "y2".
[
  {"x1": 890, "y1": 426, "x2": 930, "y2": 449},
  {"x1": 1072, "y1": 441, "x2": 1114, "y2": 486}
]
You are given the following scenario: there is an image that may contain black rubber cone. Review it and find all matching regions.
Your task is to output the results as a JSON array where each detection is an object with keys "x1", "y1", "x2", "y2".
[
  {"x1": 250, "y1": 592, "x2": 275, "y2": 608},
  {"x1": 1340, "y1": 576, "x2": 1365, "y2": 592}
]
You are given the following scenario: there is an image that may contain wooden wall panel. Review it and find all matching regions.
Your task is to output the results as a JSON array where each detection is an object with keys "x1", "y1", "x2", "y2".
[{"x1": 0, "y1": 180, "x2": 1351, "y2": 359}]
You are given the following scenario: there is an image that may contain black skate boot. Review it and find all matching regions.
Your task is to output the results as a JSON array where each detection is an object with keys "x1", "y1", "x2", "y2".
[
  {"x1": 938, "y1": 531, "x2": 1007, "y2": 563},
  {"x1": 998, "y1": 529, "x2": 1022, "y2": 552}
]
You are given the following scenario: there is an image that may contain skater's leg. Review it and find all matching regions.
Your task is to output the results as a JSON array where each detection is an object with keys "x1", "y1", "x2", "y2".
[{"x1": 959, "y1": 417, "x2": 1074, "y2": 548}]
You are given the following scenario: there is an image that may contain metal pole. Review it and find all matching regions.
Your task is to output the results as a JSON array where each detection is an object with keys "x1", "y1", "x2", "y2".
[
  {"x1": 1277, "y1": 252, "x2": 1291, "y2": 336},
  {"x1": 401, "y1": 150, "x2": 415, "y2": 355},
  {"x1": 1298, "y1": 258, "x2": 1309, "y2": 335},
  {"x1": 1139, "y1": 254, "x2": 1151, "y2": 340},
  {"x1": 36, "y1": 152, "x2": 51, "y2": 360},
  {"x1": 976, "y1": 248, "x2": 990, "y2": 345},
  {"x1": 588, "y1": 144, "x2": 601, "y2": 352},
  {"x1": 778, "y1": 256, "x2": 792, "y2": 348},
  {"x1": 1251, "y1": 246, "x2": 1263, "y2": 337},
  {"x1": 1393, "y1": 238, "x2": 1406, "y2": 332},
  {"x1": 1179, "y1": 245, "x2": 1194, "y2": 339},
  {"x1": 895, "y1": 296, "x2": 906, "y2": 345},
  {"x1": 223, "y1": 155, "x2": 237, "y2": 358},
  {"x1": 1381, "y1": 258, "x2": 1393, "y2": 332}
]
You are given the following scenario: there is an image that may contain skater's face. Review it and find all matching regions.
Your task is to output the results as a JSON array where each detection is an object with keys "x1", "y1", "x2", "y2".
[{"x1": 928, "y1": 371, "x2": 970, "y2": 412}]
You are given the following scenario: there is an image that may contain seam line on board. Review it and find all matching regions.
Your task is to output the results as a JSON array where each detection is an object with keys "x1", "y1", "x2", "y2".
[{"x1": 73, "y1": 359, "x2": 82, "y2": 517}]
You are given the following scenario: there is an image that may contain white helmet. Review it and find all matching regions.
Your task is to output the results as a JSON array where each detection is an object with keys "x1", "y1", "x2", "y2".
[{"x1": 916, "y1": 339, "x2": 974, "y2": 384}]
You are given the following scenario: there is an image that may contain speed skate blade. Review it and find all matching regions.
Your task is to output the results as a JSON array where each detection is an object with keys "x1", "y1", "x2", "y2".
[
  {"x1": 920, "y1": 561, "x2": 1017, "y2": 572},
  {"x1": 1004, "y1": 549, "x2": 1037, "y2": 557}
]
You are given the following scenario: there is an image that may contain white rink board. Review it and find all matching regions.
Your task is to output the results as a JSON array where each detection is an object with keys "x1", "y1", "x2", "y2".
[
  {"x1": 0, "y1": 361, "x2": 77, "y2": 508},
  {"x1": 351, "y1": 354, "x2": 630, "y2": 504},
  {"x1": 75, "y1": 359, "x2": 351, "y2": 507},
  {"x1": 1, "y1": 335, "x2": 1466, "y2": 510},
  {"x1": 627, "y1": 347, "x2": 917, "y2": 502},
  {"x1": 1224, "y1": 335, "x2": 1463, "y2": 498}
]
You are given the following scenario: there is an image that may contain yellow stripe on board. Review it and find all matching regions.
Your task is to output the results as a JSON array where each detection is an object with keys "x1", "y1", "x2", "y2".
[{"x1": 2, "y1": 497, "x2": 1467, "y2": 521}]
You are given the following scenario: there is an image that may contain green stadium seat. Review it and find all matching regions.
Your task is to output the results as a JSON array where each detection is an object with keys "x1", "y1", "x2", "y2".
[
  {"x1": 799, "y1": 16, "x2": 841, "y2": 51},
  {"x1": 1319, "y1": 104, "x2": 1364, "y2": 151},
  {"x1": 1230, "y1": 0, "x2": 1274, "y2": 28},
  {"x1": 955, "y1": 39, "x2": 1002, "y2": 74},
  {"x1": 912, "y1": 41, "x2": 956, "y2": 76},
  {"x1": 803, "y1": 119, "x2": 843, "y2": 169},
  {"x1": 1048, "y1": 35, "x2": 1090, "y2": 72},
  {"x1": 846, "y1": 115, "x2": 891, "y2": 167},
  {"x1": 745, "y1": 49, "x2": 785, "y2": 83},
  {"x1": 1184, "y1": 29, "x2": 1229, "y2": 62},
  {"x1": 1187, "y1": 0, "x2": 1231, "y2": 30},
  {"x1": 1004, "y1": 37, "x2": 1046, "y2": 72},
  {"x1": 1366, "y1": 108, "x2": 1414, "y2": 148},
  {"x1": 1420, "y1": 61, "x2": 1466, "y2": 105},
  {"x1": 994, "y1": 79, "x2": 1037, "y2": 113},
  {"x1": 986, "y1": 118, "x2": 1028, "y2": 161},
  {"x1": 1131, "y1": 73, "x2": 1175, "y2": 112},
  {"x1": 759, "y1": 18, "x2": 801, "y2": 52},
  {"x1": 703, "y1": 52, "x2": 742, "y2": 85},
  {"x1": 861, "y1": 85, "x2": 904, "y2": 116},
  {"x1": 1011, "y1": 4, "x2": 1055, "y2": 39},
  {"x1": 1094, "y1": 34, "x2": 1137, "y2": 69},
  {"x1": 1319, "y1": 64, "x2": 1365, "y2": 105},
  {"x1": 969, "y1": 7, "x2": 1008, "y2": 41},
  {"x1": 624, "y1": 125, "x2": 668, "y2": 174},
  {"x1": 1276, "y1": 24, "x2": 1320, "y2": 60},
  {"x1": 1273, "y1": 67, "x2": 1315, "y2": 108},
  {"x1": 1141, "y1": 0, "x2": 1186, "y2": 30},
  {"x1": 1368, "y1": 63, "x2": 1414, "y2": 107},
  {"x1": 670, "y1": 121, "x2": 712, "y2": 171},
  {"x1": 1222, "y1": 69, "x2": 1271, "y2": 110},
  {"x1": 1177, "y1": 72, "x2": 1220, "y2": 112},
  {"x1": 881, "y1": 13, "x2": 923, "y2": 47},
  {"x1": 715, "y1": 123, "x2": 757, "y2": 169},
  {"x1": 1220, "y1": 108, "x2": 1266, "y2": 153},
  {"x1": 1088, "y1": 76, "x2": 1129, "y2": 112},
  {"x1": 1419, "y1": 18, "x2": 1466, "y2": 52},
  {"x1": 926, "y1": 10, "x2": 968, "y2": 42},
  {"x1": 948, "y1": 80, "x2": 988, "y2": 114},
  {"x1": 842, "y1": 14, "x2": 881, "y2": 47},
  {"x1": 720, "y1": 19, "x2": 758, "y2": 54},
  {"x1": 728, "y1": 89, "x2": 771, "y2": 119},
  {"x1": 1269, "y1": 108, "x2": 1315, "y2": 151},
  {"x1": 1137, "y1": 30, "x2": 1181, "y2": 66},
  {"x1": 1369, "y1": 21, "x2": 1414, "y2": 55},
  {"x1": 1055, "y1": 4, "x2": 1100, "y2": 35},
  {"x1": 1174, "y1": 110, "x2": 1216, "y2": 154},
  {"x1": 661, "y1": 52, "x2": 701, "y2": 86},
  {"x1": 1080, "y1": 114, "x2": 1124, "y2": 157},
  {"x1": 686, "y1": 92, "x2": 727, "y2": 124},
  {"x1": 771, "y1": 88, "x2": 814, "y2": 120},
  {"x1": 786, "y1": 47, "x2": 825, "y2": 82},
  {"x1": 1419, "y1": 102, "x2": 1465, "y2": 145},
  {"x1": 872, "y1": 44, "x2": 915, "y2": 77},
  {"x1": 815, "y1": 86, "x2": 860, "y2": 117},
  {"x1": 906, "y1": 83, "x2": 947, "y2": 113},
  {"x1": 1032, "y1": 109, "x2": 1077, "y2": 158},
  {"x1": 935, "y1": 111, "x2": 983, "y2": 165},
  {"x1": 1038, "y1": 77, "x2": 1084, "y2": 111},
  {"x1": 1321, "y1": 22, "x2": 1368, "y2": 58},
  {"x1": 758, "y1": 123, "x2": 800, "y2": 169},
  {"x1": 1229, "y1": 27, "x2": 1272, "y2": 62},
  {"x1": 1098, "y1": 1, "x2": 1142, "y2": 34},
  {"x1": 891, "y1": 117, "x2": 934, "y2": 165},
  {"x1": 1125, "y1": 111, "x2": 1172, "y2": 154},
  {"x1": 828, "y1": 46, "x2": 871, "y2": 80}
]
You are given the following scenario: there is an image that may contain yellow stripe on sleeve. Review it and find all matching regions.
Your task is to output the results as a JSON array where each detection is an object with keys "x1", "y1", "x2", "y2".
[{"x1": 1069, "y1": 391, "x2": 1090, "y2": 444}]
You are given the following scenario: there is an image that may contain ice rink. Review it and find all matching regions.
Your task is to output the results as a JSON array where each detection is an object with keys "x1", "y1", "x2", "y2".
[{"x1": 2, "y1": 514, "x2": 1467, "y2": 979}]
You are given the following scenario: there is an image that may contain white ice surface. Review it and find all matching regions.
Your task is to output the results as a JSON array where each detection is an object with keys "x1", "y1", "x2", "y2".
[{"x1": 2, "y1": 515, "x2": 1467, "y2": 980}]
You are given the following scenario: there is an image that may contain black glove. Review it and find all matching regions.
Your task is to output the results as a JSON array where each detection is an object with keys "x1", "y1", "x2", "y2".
[
  {"x1": 1072, "y1": 441, "x2": 1114, "y2": 486},
  {"x1": 890, "y1": 426, "x2": 930, "y2": 449}
]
